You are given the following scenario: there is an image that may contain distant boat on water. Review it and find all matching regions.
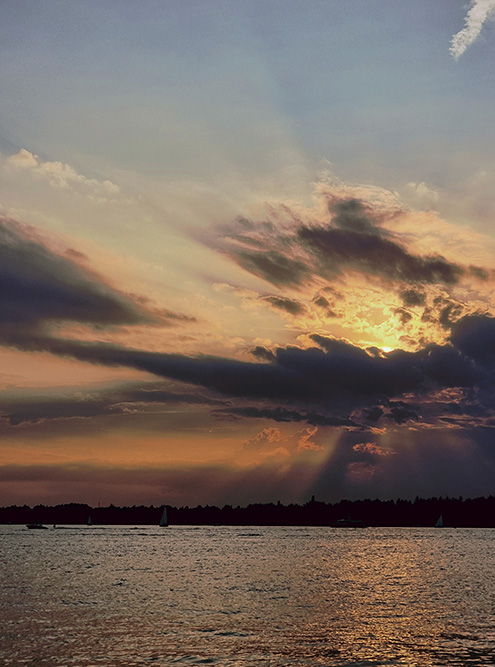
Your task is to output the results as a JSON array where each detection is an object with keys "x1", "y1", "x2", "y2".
[
  {"x1": 26, "y1": 523, "x2": 48, "y2": 530},
  {"x1": 330, "y1": 516, "x2": 366, "y2": 528},
  {"x1": 159, "y1": 507, "x2": 168, "y2": 527},
  {"x1": 435, "y1": 514, "x2": 444, "y2": 528}
]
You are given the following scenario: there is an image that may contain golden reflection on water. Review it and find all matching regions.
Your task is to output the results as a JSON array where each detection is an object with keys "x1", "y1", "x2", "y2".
[
  {"x1": 1, "y1": 526, "x2": 494, "y2": 666},
  {"x1": 259, "y1": 528, "x2": 494, "y2": 666}
]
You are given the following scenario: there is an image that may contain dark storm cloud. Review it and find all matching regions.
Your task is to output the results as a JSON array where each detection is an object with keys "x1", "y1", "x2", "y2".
[
  {"x1": 308, "y1": 334, "x2": 423, "y2": 397},
  {"x1": 0, "y1": 397, "x2": 121, "y2": 426},
  {"x1": 364, "y1": 406, "x2": 384, "y2": 422},
  {"x1": 299, "y1": 198, "x2": 465, "y2": 284},
  {"x1": 313, "y1": 295, "x2": 330, "y2": 308},
  {"x1": 312, "y1": 286, "x2": 342, "y2": 318},
  {"x1": 214, "y1": 406, "x2": 357, "y2": 427},
  {"x1": 261, "y1": 295, "x2": 306, "y2": 316},
  {"x1": 0, "y1": 383, "x2": 228, "y2": 427},
  {"x1": 436, "y1": 298, "x2": 465, "y2": 329},
  {"x1": 297, "y1": 224, "x2": 463, "y2": 285},
  {"x1": 0, "y1": 216, "x2": 193, "y2": 332},
  {"x1": 385, "y1": 401, "x2": 420, "y2": 424},
  {"x1": 0, "y1": 216, "x2": 151, "y2": 327},
  {"x1": 450, "y1": 314, "x2": 495, "y2": 363},
  {"x1": 250, "y1": 346, "x2": 276, "y2": 362},
  {"x1": 469, "y1": 265, "x2": 490, "y2": 281},
  {"x1": 216, "y1": 197, "x2": 473, "y2": 291},
  {"x1": 329, "y1": 198, "x2": 387, "y2": 235},
  {"x1": 312, "y1": 295, "x2": 338, "y2": 318},
  {"x1": 118, "y1": 385, "x2": 227, "y2": 406},
  {"x1": 393, "y1": 307, "x2": 412, "y2": 325},
  {"x1": 234, "y1": 249, "x2": 311, "y2": 288},
  {"x1": 153, "y1": 308, "x2": 197, "y2": 324},
  {"x1": 401, "y1": 289, "x2": 426, "y2": 307},
  {"x1": 6, "y1": 314, "x2": 493, "y2": 410},
  {"x1": 419, "y1": 342, "x2": 480, "y2": 388},
  {"x1": 301, "y1": 198, "x2": 464, "y2": 285}
]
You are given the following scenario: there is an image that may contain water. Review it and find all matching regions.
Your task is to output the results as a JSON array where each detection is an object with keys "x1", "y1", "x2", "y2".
[{"x1": 1, "y1": 525, "x2": 494, "y2": 666}]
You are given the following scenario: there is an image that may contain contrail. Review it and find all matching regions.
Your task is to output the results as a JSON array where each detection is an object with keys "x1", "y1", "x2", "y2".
[{"x1": 450, "y1": 0, "x2": 495, "y2": 58}]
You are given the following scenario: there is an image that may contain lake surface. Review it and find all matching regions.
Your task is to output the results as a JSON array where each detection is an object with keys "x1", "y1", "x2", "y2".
[{"x1": 1, "y1": 525, "x2": 494, "y2": 666}]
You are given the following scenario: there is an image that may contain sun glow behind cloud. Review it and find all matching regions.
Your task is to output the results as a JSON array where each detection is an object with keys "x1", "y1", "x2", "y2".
[{"x1": 1, "y1": 155, "x2": 495, "y2": 501}]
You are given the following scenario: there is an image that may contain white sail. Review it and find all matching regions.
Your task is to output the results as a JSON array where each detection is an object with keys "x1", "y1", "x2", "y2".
[
  {"x1": 434, "y1": 514, "x2": 443, "y2": 528},
  {"x1": 159, "y1": 507, "x2": 168, "y2": 527}
]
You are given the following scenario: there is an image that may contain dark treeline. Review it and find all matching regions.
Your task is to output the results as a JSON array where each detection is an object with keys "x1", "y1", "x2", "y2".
[{"x1": 1, "y1": 495, "x2": 495, "y2": 527}]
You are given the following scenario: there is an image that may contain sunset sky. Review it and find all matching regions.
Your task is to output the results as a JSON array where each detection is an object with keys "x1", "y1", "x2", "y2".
[{"x1": 1, "y1": 0, "x2": 495, "y2": 507}]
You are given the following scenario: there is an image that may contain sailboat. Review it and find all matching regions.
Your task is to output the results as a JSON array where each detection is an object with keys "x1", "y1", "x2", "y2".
[
  {"x1": 159, "y1": 507, "x2": 168, "y2": 527},
  {"x1": 434, "y1": 514, "x2": 444, "y2": 528}
]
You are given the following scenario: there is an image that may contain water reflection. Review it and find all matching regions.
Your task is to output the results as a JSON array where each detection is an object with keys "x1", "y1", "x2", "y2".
[{"x1": 0, "y1": 526, "x2": 494, "y2": 666}]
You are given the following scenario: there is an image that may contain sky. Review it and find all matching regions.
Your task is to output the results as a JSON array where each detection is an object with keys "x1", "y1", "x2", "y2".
[{"x1": 1, "y1": 0, "x2": 495, "y2": 508}]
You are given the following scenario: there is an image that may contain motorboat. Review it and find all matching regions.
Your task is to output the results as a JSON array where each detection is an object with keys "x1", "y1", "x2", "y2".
[{"x1": 330, "y1": 516, "x2": 366, "y2": 528}]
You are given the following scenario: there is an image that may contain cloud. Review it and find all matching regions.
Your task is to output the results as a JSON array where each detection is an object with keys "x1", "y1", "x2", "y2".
[
  {"x1": 0, "y1": 215, "x2": 194, "y2": 335},
  {"x1": 6, "y1": 149, "x2": 122, "y2": 202},
  {"x1": 297, "y1": 199, "x2": 464, "y2": 285},
  {"x1": 301, "y1": 230, "x2": 459, "y2": 284},
  {"x1": 385, "y1": 401, "x2": 419, "y2": 425},
  {"x1": 243, "y1": 427, "x2": 281, "y2": 450},
  {"x1": 0, "y1": 215, "x2": 152, "y2": 330},
  {"x1": 0, "y1": 382, "x2": 228, "y2": 427},
  {"x1": 260, "y1": 295, "x2": 306, "y2": 316},
  {"x1": 406, "y1": 182, "x2": 440, "y2": 210},
  {"x1": 209, "y1": 191, "x2": 495, "y2": 355},
  {"x1": 216, "y1": 196, "x2": 469, "y2": 292},
  {"x1": 312, "y1": 288, "x2": 341, "y2": 318},
  {"x1": 2, "y1": 206, "x2": 495, "y2": 437},
  {"x1": 297, "y1": 426, "x2": 322, "y2": 451},
  {"x1": 234, "y1": 248, "x2": 311, "y2": 288},
  {"x1": 242, "y1": 425, "x2": 323, "y2": 460},
  {"x1": 250, "y1": 345, "x2": 276, "y2": 362},
  {"x1": 217, "y1": 406, "x2": 358, "y2": 428},
  {"x1": 0, "y1": 396, "x2": 122, "y2": 427},
  {"x1": 401, "y1": 289, "x2": 426, "y2": 307},
  {"x1": 450, "y1": 0, "x2": 495, "y2": 59},
  {"x1": 353, "y1": 442, "x2": 391, "y2": 457},
  {"x1": 449, "y1": 313, "x2": 495, "y2": 362},
  {"x1": 3, "y1": 313, "x2": 493, "y2": 436}
]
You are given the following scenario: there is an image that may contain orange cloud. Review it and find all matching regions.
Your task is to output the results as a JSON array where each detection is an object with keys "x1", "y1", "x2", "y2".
[{"x1": 352, "y1": 442, "x2": 392, "y2": 457}]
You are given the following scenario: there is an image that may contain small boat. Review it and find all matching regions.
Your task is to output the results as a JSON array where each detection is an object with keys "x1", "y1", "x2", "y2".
[
  {"x1": 330, "y1": 515, "x2": 366, "y2": 528},
  {"x1": 159, "y1": 507, "x2": 168, "y2": 527},
  {"x1": 435, "y1": 514, "x2": 444, "y2": 528},
  {"x1": 26, "y1": 523, "x2": 48, "y2": 530}
]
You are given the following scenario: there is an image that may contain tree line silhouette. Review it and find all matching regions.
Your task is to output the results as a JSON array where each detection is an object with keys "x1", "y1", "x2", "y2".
[{"x1": 1, "y1": 495, "x2": 495, "y2": 527}]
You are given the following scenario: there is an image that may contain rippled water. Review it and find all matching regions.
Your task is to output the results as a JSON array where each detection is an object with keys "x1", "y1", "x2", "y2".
[{"x1": 1, "y1": 525, "x2": 494, "y2": 666}]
